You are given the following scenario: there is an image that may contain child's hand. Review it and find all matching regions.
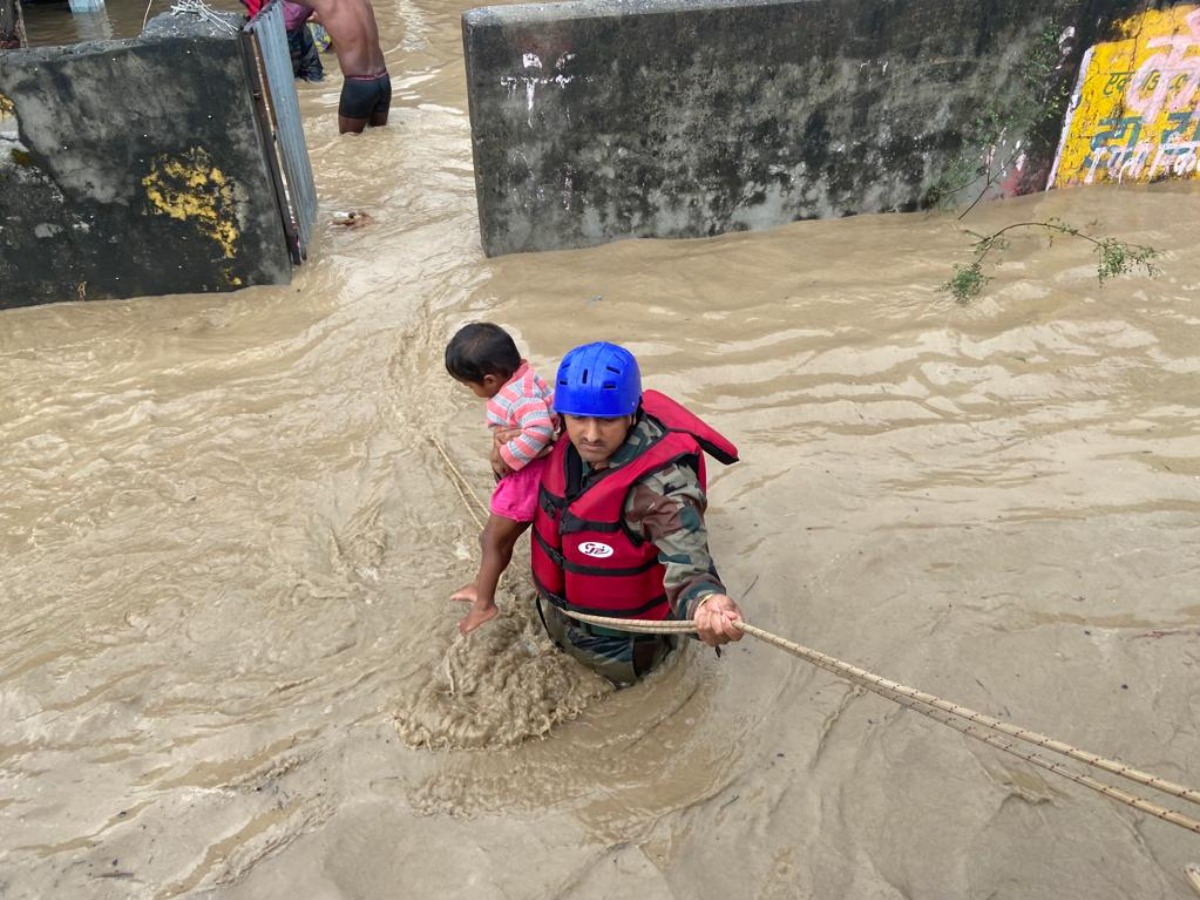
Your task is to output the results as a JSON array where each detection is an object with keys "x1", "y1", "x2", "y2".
[
  {"x1": 492, "y1": 426, "x2": 521, "y2": 446},
  {"x1": 491, "y1": 427, "x2": 520, "y2": 476}
]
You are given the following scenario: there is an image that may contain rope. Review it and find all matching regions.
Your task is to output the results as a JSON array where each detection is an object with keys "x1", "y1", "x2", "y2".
[
  {"x1": 429, "y1": 433, "x2": 1200, "y2": 838},
  {"x1": 169, "y1": 0, "x2": 239, "y2": 31},
  {"x1": 735, "y1": 620, "x2": 1200, "y2": 812},
  {"x1": 563, "y1": 609, "x2": 1200, "y2": 836},
  {"x1": 871, "y1": 678, "x2": 1200, "y2": 836},
  {"x1": 429, "y1": 437, "x2": 488, "y2": 530}
]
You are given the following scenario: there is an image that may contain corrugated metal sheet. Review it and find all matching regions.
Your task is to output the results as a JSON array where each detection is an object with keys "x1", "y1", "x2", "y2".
[{"x1": 243, "y1": 0, "x2": 317, "y2": 261}]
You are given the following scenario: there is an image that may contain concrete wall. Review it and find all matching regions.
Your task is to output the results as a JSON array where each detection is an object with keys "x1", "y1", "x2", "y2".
[
  {"x1": 0, "y1": 13, "x2": 290, "y2": 308},
  {"x1": 462, "y1": 0, "x2": 1144, "y2": 257}
]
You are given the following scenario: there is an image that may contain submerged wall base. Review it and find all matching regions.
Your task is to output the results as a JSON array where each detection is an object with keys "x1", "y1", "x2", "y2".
[{"x1": 0, "y1": 12, "x2": 290, "y2": 308}]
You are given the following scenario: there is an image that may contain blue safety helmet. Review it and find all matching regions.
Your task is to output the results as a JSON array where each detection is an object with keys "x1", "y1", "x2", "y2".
[{"x1": 554, "y1": 342, "x2": 642, "y2": 417}]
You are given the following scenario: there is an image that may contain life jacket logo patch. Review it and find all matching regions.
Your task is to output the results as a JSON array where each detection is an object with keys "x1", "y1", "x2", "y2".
[{"x1": 578, "y1": 541, "x2": 614, "y2": 559}]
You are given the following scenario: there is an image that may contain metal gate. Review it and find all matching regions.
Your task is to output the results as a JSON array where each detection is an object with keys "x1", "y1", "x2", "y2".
[{"x1": 241, "y1": 0, "x2": 316, "y2": 263}]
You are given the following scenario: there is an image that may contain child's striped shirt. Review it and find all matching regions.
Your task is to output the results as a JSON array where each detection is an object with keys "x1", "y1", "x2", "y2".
[{"x1": 486, "y1": 361, "x2": 558, "y2": 470}]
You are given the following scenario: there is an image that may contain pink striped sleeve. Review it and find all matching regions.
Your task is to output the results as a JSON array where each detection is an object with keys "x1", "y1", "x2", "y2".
[
  {"x1": 485, "y1": 366, "x2": 558, "y2": 471},
  {"x1": 499, "y1": 395, "x2": 555, "y2": 470}
]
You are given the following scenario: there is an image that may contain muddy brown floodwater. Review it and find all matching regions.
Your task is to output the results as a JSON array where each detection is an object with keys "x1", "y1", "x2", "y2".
[{"x1": 3, "y1": 1, "x2": 1200, "y2": 897}]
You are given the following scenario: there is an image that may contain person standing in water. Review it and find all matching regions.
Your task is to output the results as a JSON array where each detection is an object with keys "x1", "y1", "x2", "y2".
[
  {"x1": 445, "y1": 323, "x2": 559, "y2": 635},
  {"x1": 305, "y1": 0, "x2": 389, "y2": 134},
  {"x1": 526, "y1": 341, "x2": 745, "y2": 686},
  {"x1": 283, "y1": 0, "x2": 324, "y2": 82}
]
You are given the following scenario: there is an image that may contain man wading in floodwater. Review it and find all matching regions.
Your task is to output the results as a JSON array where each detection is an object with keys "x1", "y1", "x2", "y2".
[
  {"x1": 517, "y1": 341, "x2": 746, "y2": 686},
  {"x1": 305, "y1": 0, "x2": 389, "y2": 134}
]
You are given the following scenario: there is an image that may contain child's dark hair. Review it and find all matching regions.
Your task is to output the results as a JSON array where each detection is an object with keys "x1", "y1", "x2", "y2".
[{"x1": 445, "y1": 322, "x2": 522, "y2": 384}]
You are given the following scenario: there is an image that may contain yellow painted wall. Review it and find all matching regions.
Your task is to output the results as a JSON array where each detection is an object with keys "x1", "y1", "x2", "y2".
[
  {"x1": 142, "y1": 147, "x2": 243, "y2": 276},
  {"x1": 1052, "y1": 5, "x2": 1200, "y2": 187}
]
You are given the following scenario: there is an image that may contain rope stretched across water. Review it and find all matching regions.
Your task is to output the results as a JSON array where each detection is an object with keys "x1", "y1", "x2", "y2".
[
  {"x1": 429, "y1": 436, "x2": 1200, "y2": 839},
  {"x1": 567, "y1": 609, "x2": 1200, "y2": 837}
]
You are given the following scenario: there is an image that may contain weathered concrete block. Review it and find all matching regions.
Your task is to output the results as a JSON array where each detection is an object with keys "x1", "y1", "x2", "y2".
[
  {"x1": 0, "y1": 12, "x2": 290, "y2": 307},
  {"x1": 462, "y1": 0, "x2": 1141, "y2": 256}
]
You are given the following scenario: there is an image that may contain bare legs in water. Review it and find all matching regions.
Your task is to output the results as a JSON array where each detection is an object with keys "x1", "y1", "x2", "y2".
[{"x1": 451, "y1": 513, "x2": 529, "y2": 635}]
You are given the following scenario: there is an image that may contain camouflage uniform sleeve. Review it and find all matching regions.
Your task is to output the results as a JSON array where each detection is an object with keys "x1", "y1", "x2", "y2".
[{"x1": 624, "y1": 460, "x2": 726, "y2": 620}]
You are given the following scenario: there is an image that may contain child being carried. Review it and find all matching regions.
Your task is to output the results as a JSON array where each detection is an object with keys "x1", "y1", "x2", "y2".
[{"x1": 444, "y1": 323, "x2": 558, "y2": 634}]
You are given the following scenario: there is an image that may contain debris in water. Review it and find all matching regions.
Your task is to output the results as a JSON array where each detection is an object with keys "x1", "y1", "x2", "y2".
[{"x1": 333, "y1": 210, "x2": 373, "y2": 228}]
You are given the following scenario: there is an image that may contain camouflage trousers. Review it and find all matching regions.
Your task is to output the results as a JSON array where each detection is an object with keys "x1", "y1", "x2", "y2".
[{"x1": 537, "y1": 600, "x2": 677, "y2": 687}]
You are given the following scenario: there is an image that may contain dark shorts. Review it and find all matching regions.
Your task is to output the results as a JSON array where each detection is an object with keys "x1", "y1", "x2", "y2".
[{"x1": 338, "y1": 72, "x2": 391, "y2": 121}]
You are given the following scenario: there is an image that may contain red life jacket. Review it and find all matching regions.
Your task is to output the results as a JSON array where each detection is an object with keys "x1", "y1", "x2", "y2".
[{"x1": 531, "y1": 390, "x2": 738, "y2": 620}]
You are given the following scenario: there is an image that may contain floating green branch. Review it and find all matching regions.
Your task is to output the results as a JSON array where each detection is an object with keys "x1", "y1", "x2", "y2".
[
  {"x1": 942, "y1": 219, "x2": 1161, "y2": 304},
  {"x1": 928, "y1": 23, "x2": 1163, "y2": 304}
]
